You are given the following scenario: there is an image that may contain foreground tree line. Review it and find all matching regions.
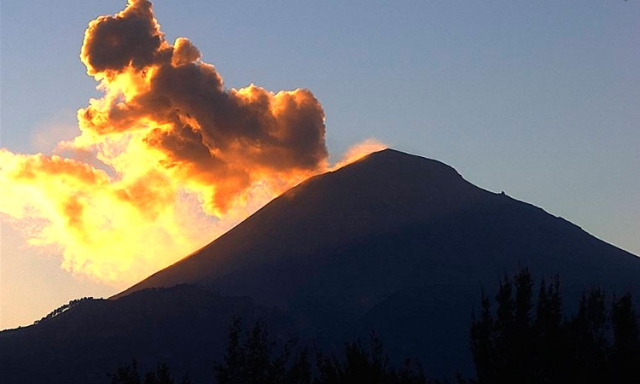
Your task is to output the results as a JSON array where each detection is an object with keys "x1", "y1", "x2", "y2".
[
  {"x1": 110, "y1": 269, "x2": 640, "y2": 384},
  {"x1": 470, "y1": 269, "x2": 640, "y2": 384},
  {"x1": 111, "y1": 318, "x2": 428, "y2": 384},
  {"x1": 34, "y1": 297, "x2": 94, "y2": 324}
]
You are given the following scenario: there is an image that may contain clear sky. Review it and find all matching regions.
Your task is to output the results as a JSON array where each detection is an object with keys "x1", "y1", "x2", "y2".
[{"x1": 1, "y1": 1, "x2": 638, "y2": 330}]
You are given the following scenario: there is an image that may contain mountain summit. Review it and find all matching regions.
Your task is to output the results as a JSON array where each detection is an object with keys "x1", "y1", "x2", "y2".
[
  {"x1": 3, "y1": 149, "x2": 639, "y2": 382},
  {"x1": 117, "y1": 149, "x2": 486, "y2": 301}
]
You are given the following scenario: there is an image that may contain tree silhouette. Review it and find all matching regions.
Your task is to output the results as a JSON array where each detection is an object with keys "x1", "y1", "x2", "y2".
[
  {"x1": 110, "y1": 359, "x2": 141, "y2": 384},
  {"x1": 214, "y1": 318, "x2": 430, "y2": 384},
  {"x1": 470, "y1": 270, "x2": 539, "y2": 383},
  {"x1": 611, "y1": 293, "x2": 640, "y2": 384},
  {"x1": 315, "y1": 333, "x2": 427, "y2": 384},
  {"x1": 469, "y1": 289, "x2": 495, "y2": 383},
  {"x1": 214, "y1": 317, "x2": 304, "y2": 384},
  {"x1": 470, "y1": 268, "x2": 640, "y2": 384},
  {"x1": 567, "y1": 287, "x2": 608, "y2": 383},
  {"x1": 109, "y1": 360, "x2": 189, "y2": 384},
  {"x1": 534, "y1": 276, "x2": 568, "y2": 382}
]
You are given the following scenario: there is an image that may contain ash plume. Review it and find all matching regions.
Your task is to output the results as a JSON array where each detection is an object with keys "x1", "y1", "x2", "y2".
[{"x1": 78, "y1": 0, "x2": 327, "y2": 213}]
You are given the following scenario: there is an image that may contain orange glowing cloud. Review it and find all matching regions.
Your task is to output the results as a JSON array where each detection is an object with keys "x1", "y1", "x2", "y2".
[
  {"x1": 77, "y1": 0, "x2": 327, "y2": 214},
  {"x1": 0, "y1": 0, "x2": 385, "y2": 287},
  {"x1": 0, "y1": 149, "x2": 222, "y2": 285}
]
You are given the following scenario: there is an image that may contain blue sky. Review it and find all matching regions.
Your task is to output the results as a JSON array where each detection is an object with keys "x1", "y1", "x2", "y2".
[{"x1": 1, "y1": 1, "x2": 638, "y2": 329}]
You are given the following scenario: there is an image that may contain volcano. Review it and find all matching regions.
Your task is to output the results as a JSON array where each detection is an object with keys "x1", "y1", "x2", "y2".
[
  {"x1": 2, "y1": 149, "x2": 639, "y2": 383},
  {"x1": 116, "y1": 148, "x2": 640, "y2": 370}
]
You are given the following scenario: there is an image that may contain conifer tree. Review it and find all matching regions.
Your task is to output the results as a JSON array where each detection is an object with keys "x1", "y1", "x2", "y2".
[
  {"x1": 611, "y1": 293, "x2": 640, "y2": 384},
  {"x1": 568, "y1": 287, "x2": 608, "y2": 384},
  {"x1": 470, "y1": 269, "x2": 640, "y2": 384}
]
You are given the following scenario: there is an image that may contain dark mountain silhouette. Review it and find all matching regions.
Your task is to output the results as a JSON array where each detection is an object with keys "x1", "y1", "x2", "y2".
[
  {"x1": 2, "y1": 149, "x2": 639, "y2": 383},
  {"x1": 115, "y1": 149, "x2": 640, "y2": 367}
]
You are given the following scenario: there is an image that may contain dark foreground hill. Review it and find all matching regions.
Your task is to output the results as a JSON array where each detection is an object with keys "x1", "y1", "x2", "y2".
[
  {"x1": 2, "y1": 149, "x2": 639, "y2": 383},
  {"x1": 0, "y1": 285, "x2": 293, "y2": 383}
]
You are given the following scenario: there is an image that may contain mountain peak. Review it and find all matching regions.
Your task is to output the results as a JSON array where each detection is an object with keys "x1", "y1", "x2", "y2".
[
  {"x1": 351, "y1": 147, "x2": 451, "y2": 167},
  {"x1": 116, "y1": 149, "x2": 482, "y2": 299},
  {"x1": 333, "y1": 148, "x2": 462, "y2": 184},
  {"x1": 282, "y1": 148, "x2": 473, "y2": 212}
]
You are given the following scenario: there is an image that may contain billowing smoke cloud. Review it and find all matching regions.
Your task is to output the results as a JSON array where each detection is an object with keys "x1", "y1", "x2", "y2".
[
  {"x1": 0, "y1": 0, "x2": 382, "y2": 287},
  {"x1": 78, "y1": 0, "x2": 327, "y2": 214}
]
